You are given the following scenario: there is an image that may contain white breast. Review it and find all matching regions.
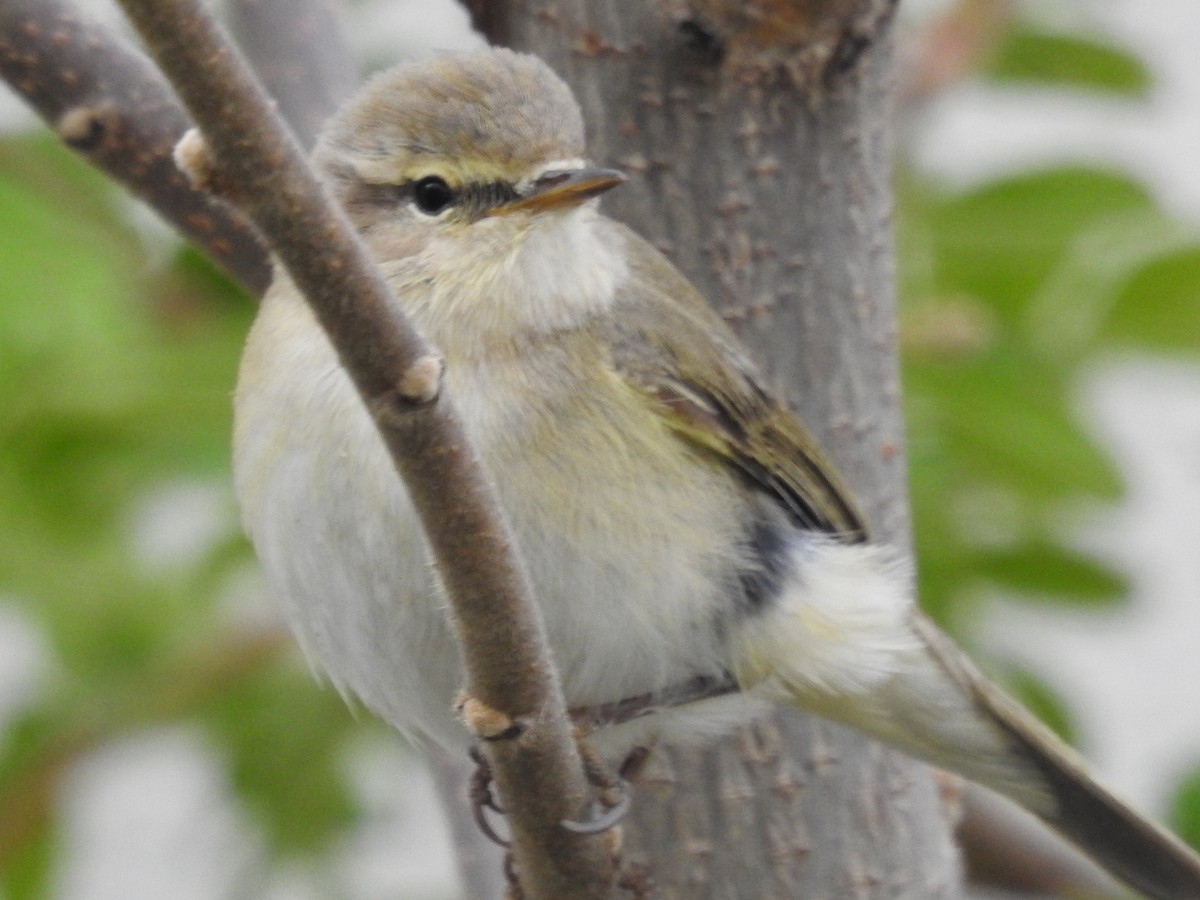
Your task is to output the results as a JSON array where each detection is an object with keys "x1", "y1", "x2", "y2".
[{"x1": 233, "y1": 211, "x2": 748, "y2": 750}]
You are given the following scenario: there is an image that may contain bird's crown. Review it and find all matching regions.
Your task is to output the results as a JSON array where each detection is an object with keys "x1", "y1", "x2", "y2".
[{"x1": 314, "y1": 48, "x2": 585, "y2": 195}]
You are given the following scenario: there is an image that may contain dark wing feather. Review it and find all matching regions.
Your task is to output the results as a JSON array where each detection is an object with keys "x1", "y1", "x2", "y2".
[{"x1": 603, "y1": 223, "x2": 869, "y2": 542}]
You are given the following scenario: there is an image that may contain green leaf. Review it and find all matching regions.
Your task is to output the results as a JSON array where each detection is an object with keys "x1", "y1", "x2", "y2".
[
  {"x1": 1023, "y1": 212, "x2": 1198, "y2": 360},
  {"x1": 900, "y1": 167, "x2": 1149, "y2": 628},
  {"x1": 0, "y1": 133, "x2": 269, "y2": 887},
  {"x1": 1171, "y1": 763, "x2": 1200, "y2": 852},
  {"x1": 207, "y1": 656, "x2": 363, "y2": 853},
  {"x1": 908, "y1": 350, "x2": 1123, "y2": 502},
  {"x1": 975, "y1": 541, "x2": 1127, "y2": 607},
  {"x1": 986, "y1": 27, "x2": 1152, "y2": 96},
  {"x1": 0, "y1": 135, "x2": 254, "y2": 672},
  {"x1": 0, "y1": 825, "x2": 54, "y2": 900},
  {"x1": 922, "y1": 168, "x2": 1156, "y2": 329},
  {"x1": 1100, "y1": 246, "x2": 1200, "y2": 351}
]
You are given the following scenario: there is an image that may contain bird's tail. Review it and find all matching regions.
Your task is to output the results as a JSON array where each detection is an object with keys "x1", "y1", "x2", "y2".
[
  {"x1": 912, "y1": 614, "x2": 1200, "y2": 900},
  {"x1": 732, "y1": 540, "x2": 1200, "y2": 899}
]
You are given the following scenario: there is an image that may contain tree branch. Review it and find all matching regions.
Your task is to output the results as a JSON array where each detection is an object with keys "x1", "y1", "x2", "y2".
[
  {"x1": 110, "y1": 1, "x2": 614, "y2": 896},
  {"x1": 0, "y1": 0, "x2": 270, "y2": 295}
]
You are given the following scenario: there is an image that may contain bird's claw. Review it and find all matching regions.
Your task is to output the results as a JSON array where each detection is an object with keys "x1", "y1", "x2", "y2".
[
  {"x1": 560, "y1": 738, "x2": 634, "y2": 834},
  {"x1": 468, "y1": 744, "x2": 510, "y2": 848},
  {"x1": 561, "y1": 785, "x2": 632, "y2": 834},
  {"x1": 468, "y1": 739, "x2": 640, "y2": 844}
]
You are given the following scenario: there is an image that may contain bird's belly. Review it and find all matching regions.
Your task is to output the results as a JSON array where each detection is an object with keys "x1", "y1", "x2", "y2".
[
  {"x1": 451, "y1": 356, "x2": 748, "y2": 711},
  {"x1": 236, "y1": 339, "x2": 746, "y2": 750}
]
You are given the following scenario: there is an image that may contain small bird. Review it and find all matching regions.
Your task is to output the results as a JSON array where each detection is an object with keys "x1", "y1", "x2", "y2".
[{"x1": 233, "y1": 48, "x2": 1200, "y2": 898}]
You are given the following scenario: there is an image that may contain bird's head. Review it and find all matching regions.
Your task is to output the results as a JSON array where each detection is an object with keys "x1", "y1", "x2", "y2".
[
  {"x1": 310, "y1": 48, "x2": 630, "y2": 346},
  {"x1": 313, "y1": 48, "x2": 625, "y2": 240}
]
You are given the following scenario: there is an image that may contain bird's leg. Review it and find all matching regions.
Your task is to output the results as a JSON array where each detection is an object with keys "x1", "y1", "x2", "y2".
[
  {"x1": 560, "y1": 737, "x2": 634, "y2": 834},
  {"x1": 468, "y1": 736, "x2": 646, "y2": 843},
  {"x1": 564, "y1": 740, "x2": 657, "y2": 898},
  {"x1": 470, "y1": 719, "x2": 651, "y2": 893},
  {"x1": 502, "y1": 850, "x2": 524, "y2": 900},
  {"x1": 467, "y1": 743, "x2": 511, "y2": 848},
  {"x1": 618, "y1": 744, "x2": 652, "y2": 782},
  {"x1": 504, "y1": 854, "x2": 528, "y2": 900}
]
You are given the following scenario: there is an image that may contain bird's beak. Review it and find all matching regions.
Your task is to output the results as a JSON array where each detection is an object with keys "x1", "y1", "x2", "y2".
[{"x1": 490, "y1": 167, "x2": 627, "y2": 216}]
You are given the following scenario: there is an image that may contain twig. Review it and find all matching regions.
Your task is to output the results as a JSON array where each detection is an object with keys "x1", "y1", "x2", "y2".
[
  {"x1": 111, "y1": 1, "x2": 615, "y2": 896},
  {"x1": 0, "y1": 0, "x2": 269, "y2": 295}
]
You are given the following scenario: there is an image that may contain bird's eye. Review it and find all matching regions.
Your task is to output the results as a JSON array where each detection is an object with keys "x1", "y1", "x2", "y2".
[{"x1": 412, "y1": 176, "x2": 456, "y2": 215}]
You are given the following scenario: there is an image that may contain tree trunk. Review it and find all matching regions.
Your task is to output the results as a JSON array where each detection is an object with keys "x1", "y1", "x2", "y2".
[{"x1": 474, "y1": 2, "x2": 966, "y2": 896}]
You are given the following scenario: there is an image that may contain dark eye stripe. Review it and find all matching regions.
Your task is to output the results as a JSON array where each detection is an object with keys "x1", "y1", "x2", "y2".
[
  {"x1": 365, "y1": 178, "x2": 522, "y2": 218},
  {"x1": 466, "y1": 181, "x2": 520, "y2": 210}
]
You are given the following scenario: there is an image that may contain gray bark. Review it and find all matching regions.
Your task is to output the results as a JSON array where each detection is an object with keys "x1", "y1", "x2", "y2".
[{"x1": 227, "y1": 0, "x2": 359, "y2": 149}]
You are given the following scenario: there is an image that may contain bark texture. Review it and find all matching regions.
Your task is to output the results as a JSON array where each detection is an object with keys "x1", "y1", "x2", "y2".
[{"x1": 474, "y1": 2, "x2": 966, "y2": 895}]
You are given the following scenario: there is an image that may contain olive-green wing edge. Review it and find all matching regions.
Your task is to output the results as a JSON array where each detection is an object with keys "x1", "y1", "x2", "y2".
[{"x1": 604, "y1": 223, "x2": 869, "y2": 542}]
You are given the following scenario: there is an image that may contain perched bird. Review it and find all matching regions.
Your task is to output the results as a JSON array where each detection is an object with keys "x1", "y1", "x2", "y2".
[{"x1": 233, "y1": 47, "x2": 1200, "y2": 898}]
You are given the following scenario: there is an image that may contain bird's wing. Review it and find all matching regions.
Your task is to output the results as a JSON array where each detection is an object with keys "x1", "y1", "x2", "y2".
[
  {"x1": 604, "y1": 223, "x2": 868, "y2": 541},
  {"x1": 598, "y1": 222, "x2": 1200, "y2": 900}
]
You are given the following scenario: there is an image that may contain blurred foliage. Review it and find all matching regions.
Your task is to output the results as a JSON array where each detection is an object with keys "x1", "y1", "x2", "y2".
[
  {"x1": 0, "y1": 135, "x2": 367, "y2": 897},
  {"x1": 895, "y1": 10, "x2": 1200, "y2": 849},
  {"x1": 898, "y1": 161, "x2": 1200, "y2": 631},
  {"x1": 985, "y1": 25, "x2": 1152, "y2": 95},
  {"x1": 0, "y1": 4, "x2": 1199, "y2": 897},
  {"x1": 1174, "y1": 766, "x2": 1200, "y2": 853},
  {"x1": 899, "y1": 166, "x2": 1157, "y2": 625}
]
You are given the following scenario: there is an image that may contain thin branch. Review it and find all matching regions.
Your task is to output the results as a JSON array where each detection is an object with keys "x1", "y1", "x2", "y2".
[
  {"x1": 0, "y1": 0, "x2": 269, "y2": 295},
  {"x1": 111, "y1": 1, "x2": 615, "y2": 896}
]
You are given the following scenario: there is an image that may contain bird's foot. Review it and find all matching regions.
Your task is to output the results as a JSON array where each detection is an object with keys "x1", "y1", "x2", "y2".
[
  {"x1": 468, "y1": 743, "x2": 510, "y2": 848},
  {"x1": 561, "y1": 739, "x2": 636, "y2": 834},
  {"x1": 467, "y1": 736, "x2": 649, "y2": 844}
]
